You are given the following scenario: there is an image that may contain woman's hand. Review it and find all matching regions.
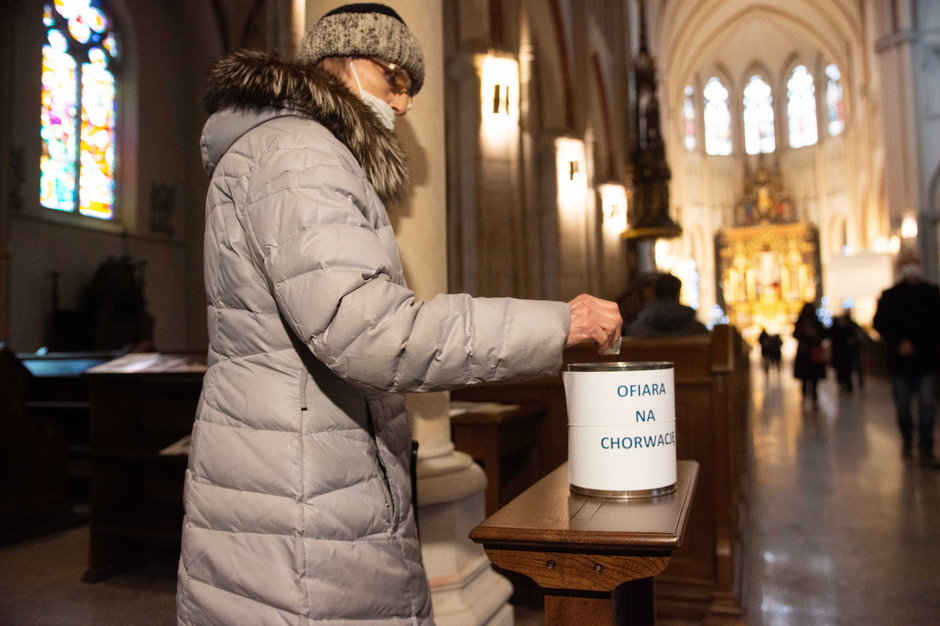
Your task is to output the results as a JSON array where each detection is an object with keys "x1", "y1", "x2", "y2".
[{"x1": 566, "y1": 294, "x2": 623, "y2": 354}]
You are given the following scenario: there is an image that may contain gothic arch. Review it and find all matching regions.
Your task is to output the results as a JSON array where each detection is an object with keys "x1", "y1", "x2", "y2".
[
  {"x1": 778, "y1": 51, "x2": 816, "y2": 96},
  {"x1": 675, "y1": 74, "x2": 704, "y2": 151},
  {"x1": 529, "y1": 0, "x2": 573, "y2": 131},
  {"x1": 817, "y1": 56, "x2": 850, "y2": 137},
  {"x1": 742, "y1": 60, "x2": 776, "y2": 90},
  {"x1": 587, "y1": 15, "x2": 616, "y2": 181},
  {"x1": 741, "y1": 60, "x2": 778, "y2": 154},
  {"x1": 701, "y1": 65, "x2": 738, "y2": 155}
]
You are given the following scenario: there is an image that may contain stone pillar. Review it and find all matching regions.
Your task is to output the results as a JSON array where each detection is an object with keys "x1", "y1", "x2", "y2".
[{"x1": 302, "y1": 3, "x2": 512, "y2": 623}]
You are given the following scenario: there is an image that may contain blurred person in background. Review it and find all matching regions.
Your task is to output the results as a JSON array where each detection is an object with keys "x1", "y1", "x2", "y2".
[
  {"x1": 792, "y1": 302, "x2": 827, "y2": 409},
  {"x1": 874, "y1": 252, "x2": 940, "y2": 464},
  {"x1": 829, "y1": 308, "x2": 867, "y2": 392},
  {"x1": 626, "y1": 273, "x2": 708, "y2": 338}
]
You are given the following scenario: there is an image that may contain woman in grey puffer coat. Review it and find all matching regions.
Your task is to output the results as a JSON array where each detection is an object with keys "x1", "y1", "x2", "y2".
[{"x1": 177, "y1": 5, "x2": 621, "y2": 624}]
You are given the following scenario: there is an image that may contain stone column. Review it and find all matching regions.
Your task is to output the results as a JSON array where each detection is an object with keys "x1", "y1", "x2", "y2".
[{"x1": 302, "y1": 3, "x2": 511, "y2": 623}]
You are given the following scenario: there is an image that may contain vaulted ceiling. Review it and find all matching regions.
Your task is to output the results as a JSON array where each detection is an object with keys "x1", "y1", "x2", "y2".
[{"x1": 649, "y1": 0, "x2": 866, "y2": 105}]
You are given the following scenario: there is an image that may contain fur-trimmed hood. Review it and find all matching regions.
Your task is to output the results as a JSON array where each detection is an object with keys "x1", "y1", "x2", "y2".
[{"x1": 200, "y1": 50, "x2": 408, "y2": 202}]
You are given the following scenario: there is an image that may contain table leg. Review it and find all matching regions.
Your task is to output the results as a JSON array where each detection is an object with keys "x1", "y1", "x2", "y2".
[
  {"x1": 544, "y1": 590, "x2": 614, "y2": 625},
  {"x1": 543, "y1": 578, "x2": 655, "y2": 626},
  {"x1": 615, "y1": 577, "x2": 655, "y2": 625}
]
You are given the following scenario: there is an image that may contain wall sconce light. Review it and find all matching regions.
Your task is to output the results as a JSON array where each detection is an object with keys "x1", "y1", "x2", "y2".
[
  {"x1": 479, "y1": 54, "x2": 519, "y2": 150},
  {"x1": 555, "y1": 137, "x2": 587, "y2": 214},
  {"x1": 480, "y1": 55, "x2": 517, "y2": 117},
  {"x1": 490, "y1": 83, "x2": 511, "y2": 115},
  {"x1": 599, "y1": 183, "x2": 628, "y2": 235},
  {"x1": 568, "y1": 160, "x2": 580, "y2": 180},
  {"x1": 901, "y1": 212, "x2": 918, "y2": 239}
]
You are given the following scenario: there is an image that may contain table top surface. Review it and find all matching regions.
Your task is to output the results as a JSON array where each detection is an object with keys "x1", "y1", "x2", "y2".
[
  {"x1": 83, "y1": 353, "x2": 207, "y2": 377},
  {"x1": 470, "y1": 460, "x2": 698, "y2": 554}
]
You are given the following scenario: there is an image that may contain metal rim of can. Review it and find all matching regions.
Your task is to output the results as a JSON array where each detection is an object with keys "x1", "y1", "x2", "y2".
[
  {"x1": 566, "y1": 361, "x2": 674, "y2": 372},
  {"x1": 570, "y1": 483, "x2": 677, "y2": 499}
]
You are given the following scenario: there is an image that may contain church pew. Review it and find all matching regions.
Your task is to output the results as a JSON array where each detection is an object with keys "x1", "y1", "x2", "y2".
[{"x1": 0, "y1": 346, "x2": 115, "y2": 542}]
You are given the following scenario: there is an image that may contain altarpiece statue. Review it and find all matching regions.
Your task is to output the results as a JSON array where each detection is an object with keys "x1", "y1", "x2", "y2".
[{"x1": 716, "y1": 161, "x2": 821, "y2": 331}]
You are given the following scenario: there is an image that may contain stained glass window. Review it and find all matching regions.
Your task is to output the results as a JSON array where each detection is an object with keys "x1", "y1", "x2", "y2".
[
  {"x1": 40, "y1": 0, "x2": 119, "y2": 220},
  {"x1": 743, "y1": 75, "x2": 775, "y2": 155},
  {"x1": 787, "y1": 65, "x2": 817, "y2": 149},
  {"x1": 704, "y1": 77, "x2": 732, "y2": 156},
  {"x1": 825, "y1": 63, "x2": 845, "y2": 137},
  {"x1": 683, "y1": 85, "x2": 696, "y2": 152}
]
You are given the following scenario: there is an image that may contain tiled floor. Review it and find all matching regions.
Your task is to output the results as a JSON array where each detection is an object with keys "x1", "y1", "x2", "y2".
[
  {"x1": 0, "y1": 525, "x2": 177, "y2": 625},
  {"x1": 2, "y1": 361, "x2": 939, "y2": 624},
  {"x1": 742, "y1": 363, "x2": 940, "y2": 625}
]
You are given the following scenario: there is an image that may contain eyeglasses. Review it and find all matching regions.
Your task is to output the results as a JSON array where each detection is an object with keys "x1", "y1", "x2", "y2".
[{"x1": 366, "y1": 57, "x2": 412, "y2": 97}]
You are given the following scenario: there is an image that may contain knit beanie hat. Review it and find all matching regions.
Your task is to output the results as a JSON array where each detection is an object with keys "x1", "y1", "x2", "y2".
[{"x1": 298, "y1": 3, "x2": 425, "y2": 95}]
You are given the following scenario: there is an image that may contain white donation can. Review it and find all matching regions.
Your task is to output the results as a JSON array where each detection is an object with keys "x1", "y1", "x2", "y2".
[{"x1": 563, "y1": 362, "x2": 677, "y2": 498}]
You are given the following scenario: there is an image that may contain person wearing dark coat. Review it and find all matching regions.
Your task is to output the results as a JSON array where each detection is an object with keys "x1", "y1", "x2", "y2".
[
  {"x1": 873, "y1": 254, "x2": 940, "y2": 463},
  {"x1": 626, "y1": 273, "x2": 709, "y2": 338},
  {"x1": 759, "y1": 328, "x2": 783, "y2": 376},
  {"x1": 792, "y1": 302, "x2": 827, "y2": 408},
  {"x1": 828, "y1": 309, "x2": 866, "y2": 392}
]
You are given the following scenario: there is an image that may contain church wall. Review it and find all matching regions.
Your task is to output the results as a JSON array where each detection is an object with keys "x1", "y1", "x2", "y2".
[
  {"x1": 586, "y1": 7, "x2": 632, "y2": 299},
  {"x1": 7, "y1": 217, "x2": 192, "y2": 351},
  {"x1": 1, "y1": 0, "x2": 215, "y2": 352},
  {"x1": 443, "y1": 1, "x2": 519, "y2": 299},
  {"x1": 701, "y1": 156, "x2": 740, "y2": 315},
  {"x1": 443, "y1": 0, "x2": 635, "y2": 304},
  {"x1": 0, "y1": 0, "x2": 283, "y2": 353},
  {"x1": 780, "y1": 149, "x2": 818, "y2": 223},
  {"x1": 670, "y1": 150, "x2": 719, "y2": 317},
  {"x1": 875, "y1": 40, "x2": 917, "y2": 229},
  {"x1": 528, "y1": 0, "x2": 597, "y2": 301},
  {"x1": 914, "y1": 0, "x2": 940, "y2": 276},
  {"x1": 866, "y1": 0, "x2": 940, "y2": 278}
]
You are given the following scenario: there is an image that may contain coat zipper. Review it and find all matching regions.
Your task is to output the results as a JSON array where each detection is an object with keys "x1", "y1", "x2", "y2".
[
  {"x1": 366, "y1": 401, "x2": 398, "y2": 531},
  {"x1": 298, "y1": 368, "x2": 308, "y2": 411}
]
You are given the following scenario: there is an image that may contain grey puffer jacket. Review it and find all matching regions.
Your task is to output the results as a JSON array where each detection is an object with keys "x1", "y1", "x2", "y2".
[{"x1": 176, "y1": 51, "x2": 570, "y2": 625}]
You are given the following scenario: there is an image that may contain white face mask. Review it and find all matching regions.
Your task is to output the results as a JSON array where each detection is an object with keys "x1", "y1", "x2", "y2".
[
  {"x1": 348, "y1": 61, "x2": 396, "y2": 131},
  {"x1": 900, "y1": 262, "x2": 924, "y2": 282}
]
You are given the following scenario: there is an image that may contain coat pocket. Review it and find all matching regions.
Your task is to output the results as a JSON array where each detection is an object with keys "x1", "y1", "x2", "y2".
[{"x1": 365, "y1": 397, "x2": 398, "y2": 531}]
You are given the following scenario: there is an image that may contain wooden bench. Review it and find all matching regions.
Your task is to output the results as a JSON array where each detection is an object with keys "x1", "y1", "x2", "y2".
[
  {"x1": 82, "y1": 353, "x2": 204, "y2": 581},
  {"x1": 453, "y1": 324, "x2": 750, "y2": 620},
  {"x1": 0, "y1": 345, "x2": 117, "y2": 543}
]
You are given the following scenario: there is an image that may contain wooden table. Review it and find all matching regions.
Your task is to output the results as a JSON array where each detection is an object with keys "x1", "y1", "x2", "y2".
[{"x1": 470, "y1": 460, "x2": 698, "y2": 625}]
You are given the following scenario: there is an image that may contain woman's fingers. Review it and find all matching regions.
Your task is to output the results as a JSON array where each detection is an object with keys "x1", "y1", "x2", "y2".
[{"x1": 566, "y1": 294, "x2": 623, "y2": 353}]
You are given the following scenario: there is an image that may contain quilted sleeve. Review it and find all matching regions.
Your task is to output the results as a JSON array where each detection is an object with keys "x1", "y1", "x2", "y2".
[{"x1": 237, "y1": 134, "x2": 569, "y2": 392}]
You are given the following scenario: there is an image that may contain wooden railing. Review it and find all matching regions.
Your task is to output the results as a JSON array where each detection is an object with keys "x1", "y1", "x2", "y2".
[{"x1": 471, "y1": 461, "x2": 698, "y2": 626}]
